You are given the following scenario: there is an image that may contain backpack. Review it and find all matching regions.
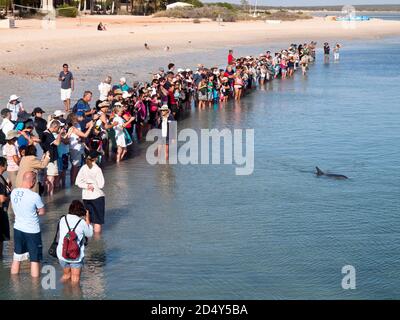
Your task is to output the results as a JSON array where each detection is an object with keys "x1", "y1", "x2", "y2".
[
  {"x1": 62, "y1": 217, "x2": 84, "y2": 260},
  {"x1": 0, "y1": 130, "x2": 6, "y2": 145}
]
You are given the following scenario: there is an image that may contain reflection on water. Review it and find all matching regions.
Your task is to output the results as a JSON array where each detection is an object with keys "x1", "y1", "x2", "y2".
[{"x1": 1, "y1": 38, "x2": 400, "y2": 299}]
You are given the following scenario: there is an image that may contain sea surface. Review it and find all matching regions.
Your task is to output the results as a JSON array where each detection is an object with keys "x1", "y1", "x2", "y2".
[
  {"x1": 313, "y1": 11, "x2": 400, "y2": 21},
  {"x1": 0, "y1": 37, "x2": 399, "y2": 299}
]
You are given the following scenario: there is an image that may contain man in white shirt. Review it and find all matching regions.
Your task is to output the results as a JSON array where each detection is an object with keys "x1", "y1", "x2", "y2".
[{"x1": 10, "y1": 171, "x2": 45, "y2": 278}]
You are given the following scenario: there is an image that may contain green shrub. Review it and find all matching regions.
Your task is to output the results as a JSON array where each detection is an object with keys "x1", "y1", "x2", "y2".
[
  {"x1": 206, "y1": 2, "x2": 236, "y2": 11},
  {"x1": 154, "y1": 6, "x2": 236, "y2": 22},
  {"x1": 57, "y1": 7, "x2": 78, "y2": 18},
  {"x1": 183, "y1": 0, "x2": 203, "y2": 7}
]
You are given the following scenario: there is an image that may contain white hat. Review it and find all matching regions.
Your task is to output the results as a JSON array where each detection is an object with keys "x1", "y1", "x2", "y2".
[
  {"x1": 185, "y1": 68, "x2": 191, "y2": 72},
  {"x1": 160, "y1": 105, "x2": 169, "y2": 111},
  {"x1": 9, "y1": 94, "x2": 19, "y2": 102},
  {"x1": 114, "y1": 102, "x2": 123, "y2": 107},
  {"x1": 119, "y1": 77, "x2": 126, "y2": 83},
  {"x1": 122, "y1": 91, "x2": 131, "y2": 99},
  {"x1": 53, "y1": 110, "x2": 65, "y2": 117},
  {"x1": 6, "y1": 130, "x2": 19, "y2": 140},
  {"x1": 177, "y1": 68, "x2": 184, "y2": 73}
]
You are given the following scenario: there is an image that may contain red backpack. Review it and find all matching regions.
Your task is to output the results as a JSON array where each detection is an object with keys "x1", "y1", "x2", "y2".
[{"x1": 62, "y1": 217, "x2": 83, "y2": 260}]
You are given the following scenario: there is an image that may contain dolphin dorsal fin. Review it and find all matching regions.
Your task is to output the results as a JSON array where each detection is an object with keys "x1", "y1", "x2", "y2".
[{"x1": 316, "y1": 167, "x2": 324, "y2": 175}]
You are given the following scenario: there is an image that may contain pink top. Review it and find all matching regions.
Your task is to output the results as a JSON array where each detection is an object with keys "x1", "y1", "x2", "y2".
[{"x1": 3, "y1": 143, "x2": 19, "y2": 172}]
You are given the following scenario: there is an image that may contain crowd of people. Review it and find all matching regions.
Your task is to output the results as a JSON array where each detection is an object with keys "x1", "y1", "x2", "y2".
[{"x1": 0, "y1": 41, "x2": 335, "y2": 284}]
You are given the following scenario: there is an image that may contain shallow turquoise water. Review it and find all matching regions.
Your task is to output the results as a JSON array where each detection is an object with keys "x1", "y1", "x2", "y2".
[{"x1": 0, "y1": 38, "x2": 399, "y2": 299}]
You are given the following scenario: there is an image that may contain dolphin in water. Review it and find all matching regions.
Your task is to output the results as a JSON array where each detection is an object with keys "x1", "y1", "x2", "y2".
[{"x1": 315, "y1": 167, "x2": 348, "y2": 180}]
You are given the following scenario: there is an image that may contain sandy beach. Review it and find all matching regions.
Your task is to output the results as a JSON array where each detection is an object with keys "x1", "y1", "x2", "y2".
[{"x1": 1, "y1": 15, "x2": 400, "y2": 80}]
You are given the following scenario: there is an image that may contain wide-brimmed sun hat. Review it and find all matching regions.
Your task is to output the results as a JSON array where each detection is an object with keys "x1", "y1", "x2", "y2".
[
  {"x1": 53, "y1": 110, "x2": 65, "y2": 117},
  {"x1": 32, "y1": 107, "x2": 45, "y2": 115},
  {"x1": 98, "y1": 101, "x2": 110, "y2": 109},
  {"x1": 8, "y1": 94, "x2": 19, "y2": 102},
  {"x1": 16, "y1": 111, "x2": 31, "y2": 123},
  {"x1": 122, "y1": 91, "x2": 131, "y2": 99},
  {"x1": 6, "y1": 130, "x2": 19, "y2": 140}
]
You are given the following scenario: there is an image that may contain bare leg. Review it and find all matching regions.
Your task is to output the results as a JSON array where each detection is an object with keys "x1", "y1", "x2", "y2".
[
  {"x1": 61, "y1": 267, "x2": 71, "y2": 282},
  {"x1": 64, "y1": 99, "x2": 71, "y2": 112},
  {"x1": 94, "y1": 224, "x2": 102, "y2": 233},
  {"x1": 71, "y1": 268, "x2": 81, "y2": 284},
  {"x1": 46, "y1": 176, "x2": 55, "y2": 196},
  {"x1": 121, "y1": 148, "x2": 127, "y2": 160},
  {"x1": 11, "y1": 260, "x2": 20, "y2": 275},
  {"x1": 31, "y1": 262, "x2": 40, "y2": 278},
  {"x1": 116, "y1": 146, "x2": 122, "y2": 163}
]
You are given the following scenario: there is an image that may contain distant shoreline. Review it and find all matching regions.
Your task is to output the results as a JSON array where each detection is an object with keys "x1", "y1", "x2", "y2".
[{"x1": 0, "y1": 16, "x2": 399, "y2": 86}]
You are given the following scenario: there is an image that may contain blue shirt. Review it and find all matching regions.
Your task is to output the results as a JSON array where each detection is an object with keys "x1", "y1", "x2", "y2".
[
  {"x1": 11, "y1": 188, "x2": 44, "y2": 234},
  {"x1": 17, "y1": 133, "x2": 30, "y2": 148},
  {"x1": 117, "y1": 83, "x2": 130, "y2": 92}
]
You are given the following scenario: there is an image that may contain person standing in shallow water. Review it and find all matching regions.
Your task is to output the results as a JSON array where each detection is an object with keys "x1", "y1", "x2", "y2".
[
  {"x1": 10, "y1": 171, "x2": 45, "y2": 278},
  {"x1": 57, "y1": 200, "x2": 93, "y2": 284},
  {"x1": 0, "y1": 157, "x2": 11, "y2": 258},
  {"x1": 324, "y1": 42, "x2": 330, "y2": 63},
  {"x1": 333, "y1": 43, "x2": 341, "y2": 61},
  {"x1": 75, "y1": 151, "x2": 105, "y2": 234}
]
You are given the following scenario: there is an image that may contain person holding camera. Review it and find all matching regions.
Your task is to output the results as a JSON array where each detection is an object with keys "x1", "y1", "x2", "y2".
[{"x1": 40, "y1": 120, "x2": 62, "y2": 196}]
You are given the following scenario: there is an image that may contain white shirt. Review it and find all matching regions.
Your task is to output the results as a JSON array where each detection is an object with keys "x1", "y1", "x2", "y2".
[
  {"x1": 56, "y1": 214, "x2": 93, "y2": 263},
  {"x1": 113, "y1": 115, "x2": 124, "y2": 138},
  {"x1": 69, "y1": 124, "x2": 83, "y2": 152},
  {"x1": 98, "y1": 82, "x2": 111, "y2": 101},
  {"x1": 6, "y1": 102, "x2": 23, "y2": 122},
  {"x1": 75, "y1": 163, "x2": 105, "y2": 200},
  {"x1": 0, "y1": 118, "x2": 15, "y2": 137},
  {"x1": 161, "y1": 116, "x2": 169, "y2": 138},
  {"x1": 11, "y1": 188, "x2": 44, "y2": 234}
]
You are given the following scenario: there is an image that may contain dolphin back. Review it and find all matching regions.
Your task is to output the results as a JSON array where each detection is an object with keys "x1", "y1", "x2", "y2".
[{"x1": 315, "y1": 166, "x2": 324, "y2": 176}]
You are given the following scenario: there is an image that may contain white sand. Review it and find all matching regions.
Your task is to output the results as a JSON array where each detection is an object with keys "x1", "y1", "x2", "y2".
[{"x1": 1, "y1": 15, "x2": 400, "y2": 78}]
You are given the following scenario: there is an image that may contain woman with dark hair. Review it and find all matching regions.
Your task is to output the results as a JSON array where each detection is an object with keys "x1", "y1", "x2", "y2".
[
  {"x1": 15, "y1": 145, "x2": 50, "y2": 193},
  {"x1": 75, "y1": 151, "x2": 105, "y2": 234},
  {"x1": 0, "y1": 157, "x2": 11, "y2": 258},
  {"x1": 56, "y1": 200, "x2": 93, "y2": 284}
]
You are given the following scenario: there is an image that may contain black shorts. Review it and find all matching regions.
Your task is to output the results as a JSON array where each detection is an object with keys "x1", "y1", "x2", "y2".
[
  {"x1": 13, "y1": 229, "x2": 43, "y2": 262},
  {"x1": 0, "y1": 209, "x2": 10, "y2": 242},
  {"x1": 170, "y1": 104, "x2": 178, "y2": 113},
  {"x1": 84, "y1": 197, "x2": 105, "y2": 225}
]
